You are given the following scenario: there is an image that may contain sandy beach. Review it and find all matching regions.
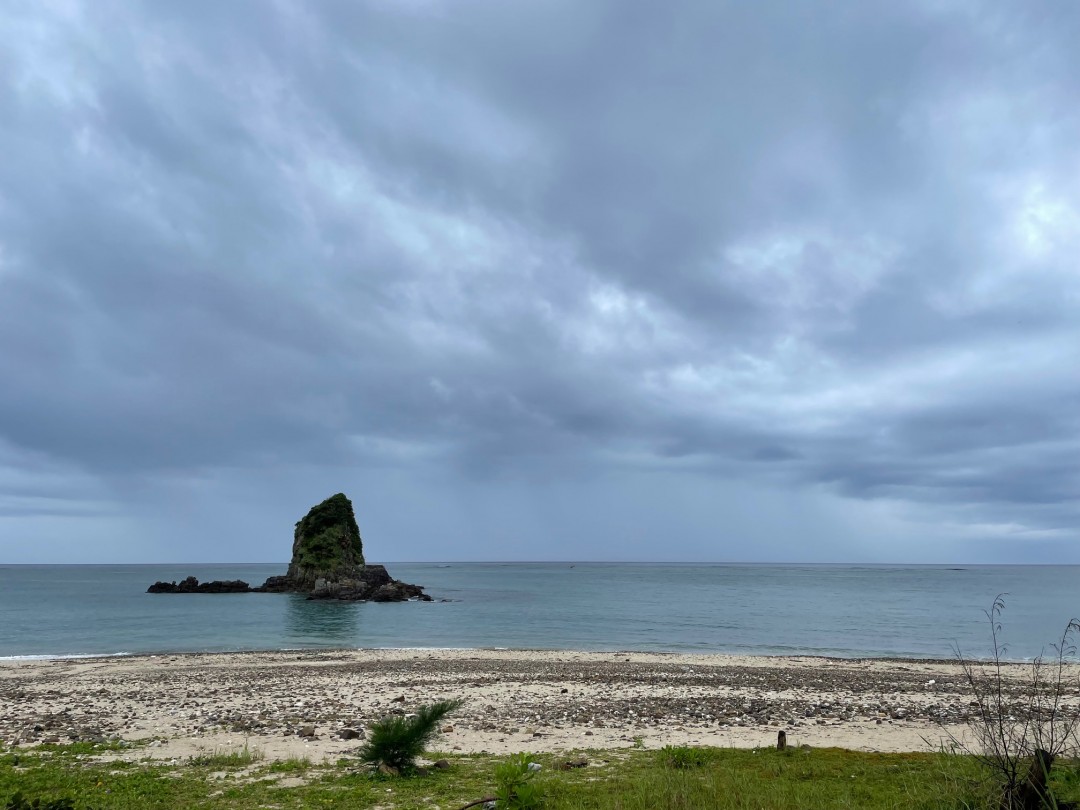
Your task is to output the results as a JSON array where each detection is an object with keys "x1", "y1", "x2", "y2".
[{"x1": 0, "y1": 649, "x2": 1048, "y2": 762}]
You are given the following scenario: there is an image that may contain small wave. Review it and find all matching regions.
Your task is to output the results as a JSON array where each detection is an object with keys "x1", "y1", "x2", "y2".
[
  {"x1": 0, "y1": 652, "x2": 132, "y2": 661},
  {"x1": 369, "y1": 645, "x2": 485, "y2": 651}
]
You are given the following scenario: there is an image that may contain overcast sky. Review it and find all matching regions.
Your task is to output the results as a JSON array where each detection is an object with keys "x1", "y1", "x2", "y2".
[{"x1": 1, "y1": 1, "x2": 1078, "y2": 564}]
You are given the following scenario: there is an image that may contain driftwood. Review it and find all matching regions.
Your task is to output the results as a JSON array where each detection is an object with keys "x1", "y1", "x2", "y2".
[{"x1": 457, "y1": 797, "x2": 496, "y2": 810}]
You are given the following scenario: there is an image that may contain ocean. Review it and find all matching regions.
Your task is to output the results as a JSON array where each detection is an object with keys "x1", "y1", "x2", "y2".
[{"x1": 0, "y1": 563, "x2": 1076, "y2": 660}]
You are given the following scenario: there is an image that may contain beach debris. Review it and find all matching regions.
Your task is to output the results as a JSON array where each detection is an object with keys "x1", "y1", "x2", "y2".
[{"x1": 777, "y1": 730, "x2": 787, "y2": 750}]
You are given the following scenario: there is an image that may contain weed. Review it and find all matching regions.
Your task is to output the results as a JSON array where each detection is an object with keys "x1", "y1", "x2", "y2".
[
  {"x1": 659, "y1": 745, "x2": 713, "y2": 769},
  {"x1": 493, "y1": 752, "x2": 544, "y2": 810},
  {"x1": 5, "y1": 792, "x2": 86, "y2": 810},
  {"x1": 186, "y1": 743, "x2": 263, "y2": 768},
  {"x1": 264, "y1": 757, "x2": 311, "y2": 774},
  {"x1": 950, "y1": 595, "x2": 1080, "y2": 809}
]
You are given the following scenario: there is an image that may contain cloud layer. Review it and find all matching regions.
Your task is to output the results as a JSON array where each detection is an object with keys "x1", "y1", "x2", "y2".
[{"x1": 1, "y1": 1, "x2": 1078, "y2": 562}]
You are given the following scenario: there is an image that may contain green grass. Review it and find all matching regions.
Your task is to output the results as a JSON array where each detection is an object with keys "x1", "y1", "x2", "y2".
[
  {"x1": 264, "y1": 757, "x2": 313, "y2": 774},
  {"x1": 3, "y1": 742, "x2": 1079, "y2": 809},
  {"x1": 29, "y1": 741, "x2": 139, "y2": 757},
  {"x1": 659, "y1": 744, "x2": 719, "y2": 769},
  {"x1": 184, "y1": 745, "x2": 263, "y2": 769}
]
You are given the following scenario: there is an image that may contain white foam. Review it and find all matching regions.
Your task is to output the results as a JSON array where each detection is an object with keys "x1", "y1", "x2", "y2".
[{"x1": 0, "y1": 652, "x2": 132, "y2": 661}]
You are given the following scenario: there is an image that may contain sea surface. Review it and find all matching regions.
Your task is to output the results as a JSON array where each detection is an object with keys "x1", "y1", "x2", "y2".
[{"x1": 0, "y1": 563, "x2": 1077, "y2": 660}]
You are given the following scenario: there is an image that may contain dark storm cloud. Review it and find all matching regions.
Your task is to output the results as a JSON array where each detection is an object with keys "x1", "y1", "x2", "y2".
[{"x1": 1, "y1": 0, "x2": 1078, "y2": 558}]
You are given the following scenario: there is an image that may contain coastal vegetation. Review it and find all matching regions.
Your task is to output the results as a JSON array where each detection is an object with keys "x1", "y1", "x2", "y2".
[
  {"x1": 951, "y1": 596, "x2": 1080, "y2": 809},
  {"x1": 491, "y1": 752, "x2": 544, "y2": 809},
  {"x1": 5, "y1": 741, "x2": 1080, "y2": 809},
  {"x1": 358, "y1": 699, "x2": 464, "y2": 773},
  {"x1": 290, "y1": 493, "x2": 365, "y2": 575}
]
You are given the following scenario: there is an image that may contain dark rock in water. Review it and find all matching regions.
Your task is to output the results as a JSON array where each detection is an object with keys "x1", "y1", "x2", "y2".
[
  {"x1": 257, "y1": 575, "x2": 293, "y2": 593},
  {"x1": 147, "y1": 577, "x2": 252, "y2": 594},
  {"x1": 300, "y1": 564, "x2": 432, "y2": 602},
  {"x1": 368, "y1": 577, "x2": 430, "y2": 602},
  {"x1": 148, "y1": 493, "x2": 430, "y2": 602}
]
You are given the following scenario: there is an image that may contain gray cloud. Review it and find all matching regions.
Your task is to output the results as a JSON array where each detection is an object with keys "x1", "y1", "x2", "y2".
[{"x1": 1, "y1": 1, "x2": 1078, "y2": 562}]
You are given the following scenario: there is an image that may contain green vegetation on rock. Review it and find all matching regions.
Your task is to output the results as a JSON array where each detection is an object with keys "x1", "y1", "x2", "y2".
[{"x1": 286, "y1": 493, "x2": 364, "y2": 587}]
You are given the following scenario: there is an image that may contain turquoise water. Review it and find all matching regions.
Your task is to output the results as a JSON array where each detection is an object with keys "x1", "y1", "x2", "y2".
[{"x1": 0, "y1": 563, "x2": 1077, "y2": 659}]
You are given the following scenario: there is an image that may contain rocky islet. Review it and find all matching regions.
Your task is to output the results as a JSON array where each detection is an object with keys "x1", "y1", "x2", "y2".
[{"x1": 147, "y1": 493, "x2": 431, "y2": 602}]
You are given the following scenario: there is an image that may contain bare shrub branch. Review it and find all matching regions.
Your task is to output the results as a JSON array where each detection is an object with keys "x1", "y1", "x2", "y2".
[{"x1": 946, "y1": 595, "x2": 1080, "y2": 809}]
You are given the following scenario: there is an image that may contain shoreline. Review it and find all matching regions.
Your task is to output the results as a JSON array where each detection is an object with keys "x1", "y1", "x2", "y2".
[
  {"x1": 0, "y1": 644, "x2": 978, "y2": 665},
  {"x1": 4, "y1": 647, "x2": 1056, "y2": 761},
  {"x1": 0, "y1": 647, "x2": 1020, "y2": 666}
]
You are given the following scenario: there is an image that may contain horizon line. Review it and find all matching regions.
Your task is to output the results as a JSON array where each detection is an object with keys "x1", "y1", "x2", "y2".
[{"x1": 1, "y1": 560, "x2": 1074, "y2": 567}]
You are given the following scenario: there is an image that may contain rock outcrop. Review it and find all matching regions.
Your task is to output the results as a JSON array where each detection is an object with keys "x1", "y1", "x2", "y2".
[
  {"x1": 147, "y1": 577, "x2": 251, "y2": 594},
  {"x1": 260, "y1": 563, "x2": 428, "y2": 601},
  {"x1": 284, "y1": 492, "x2": 366, "y2": 591},
  {"x1": 147, "y1": 493, "x2": 431, "y2": 602}
]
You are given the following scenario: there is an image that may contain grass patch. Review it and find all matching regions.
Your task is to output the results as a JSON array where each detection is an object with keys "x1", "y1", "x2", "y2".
[
  {"x1": 263, "y1": 757, "x2": 312, "y2": 775},
  {"x1": 3, "y1": 743, "x2": 1080, "y2": 809},
  {"x1": 659, "y1": 744, "x2": 720, "y2": 769},
  {"x1": 30, "y1": 741, "x2": 137, "y2": 758},
  {"x1": 185, "y1": 745, "x2": 263, "y2": 769}
]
